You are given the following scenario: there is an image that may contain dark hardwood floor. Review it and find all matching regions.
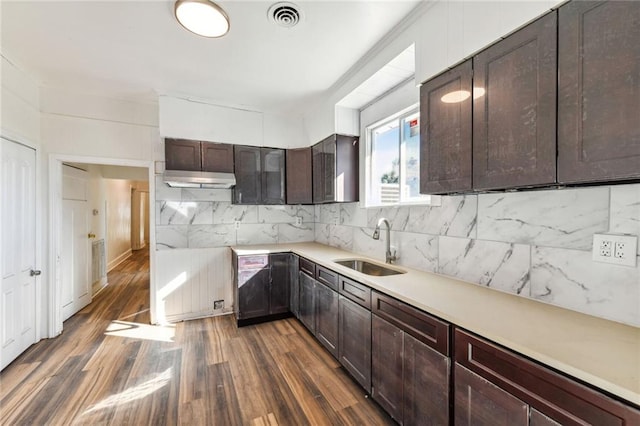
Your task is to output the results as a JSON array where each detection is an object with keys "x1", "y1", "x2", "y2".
[{"x1": 0, "y1": 249, "x2": 393, "y2": 425}]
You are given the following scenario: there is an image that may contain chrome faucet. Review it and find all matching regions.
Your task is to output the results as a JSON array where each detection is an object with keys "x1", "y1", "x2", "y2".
[{"x1": 372, "y1": 218, "x2": 397, "y2": 264}]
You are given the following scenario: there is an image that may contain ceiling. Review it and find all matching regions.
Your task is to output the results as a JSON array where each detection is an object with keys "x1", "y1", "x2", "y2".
[
  {"x1": 337, "y1": 43, "x2": 414, "y2": 109},
  {"x1": 1, "y1": 0, "x2": 421, "y2": 113}
]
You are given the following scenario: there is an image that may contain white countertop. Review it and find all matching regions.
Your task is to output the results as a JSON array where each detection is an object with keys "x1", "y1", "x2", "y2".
[{"x1": 232, "y1": 242, "x2": 640, "y2": 406}]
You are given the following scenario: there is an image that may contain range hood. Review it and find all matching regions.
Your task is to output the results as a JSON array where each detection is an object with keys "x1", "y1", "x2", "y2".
[{"x1": 163, "y1": 170, "x2": 236, "y2": 189}]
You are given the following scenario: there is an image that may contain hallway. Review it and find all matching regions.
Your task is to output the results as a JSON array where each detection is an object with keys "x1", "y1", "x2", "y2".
[{"x1": 0, "y1": 249, "x2": 392, "y2": 425}]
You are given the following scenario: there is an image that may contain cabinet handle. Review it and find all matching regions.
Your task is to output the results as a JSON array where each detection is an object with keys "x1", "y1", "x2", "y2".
[{"x1": 30, "y1": 269, "x2": 41, "y2": 277}]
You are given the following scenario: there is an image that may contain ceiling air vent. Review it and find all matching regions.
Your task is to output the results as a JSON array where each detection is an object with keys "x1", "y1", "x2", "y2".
[{"x1": 268, "y1": 2, "x2": 302, "y2": 28}]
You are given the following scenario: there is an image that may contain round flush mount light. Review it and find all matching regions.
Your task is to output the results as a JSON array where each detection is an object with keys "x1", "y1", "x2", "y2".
[{"x1": 175, "y1": 0, "x2": 230, "y2": 38}]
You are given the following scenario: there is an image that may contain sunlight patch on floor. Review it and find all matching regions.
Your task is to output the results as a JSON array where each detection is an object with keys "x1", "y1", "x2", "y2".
[
  {"x1": 82, "y1": 368, "x2": 172, "y2": 415},
  {"x1": 105, "y1": 320, "x2": 175, "y2": 342}
]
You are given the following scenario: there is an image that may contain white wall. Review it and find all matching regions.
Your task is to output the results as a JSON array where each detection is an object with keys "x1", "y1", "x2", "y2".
[
  {"x1": 159, "y1": 95, "x2": 307, "y2": 149},
  {"x1": 0, "y1": 55, "x2": 48, "y2": 338},
  {"x1": 105, "y1": 179, "x2": 133, "y2": 270},
  {"x1": 301, "y1": 0, "x2": 562, "y2": 145},
  {"x1": 41, "y1": 87, "x2": 159, "y2": 161},
  {"x1": 1, "y1": 56, "x2": 40, "y2": 143}
]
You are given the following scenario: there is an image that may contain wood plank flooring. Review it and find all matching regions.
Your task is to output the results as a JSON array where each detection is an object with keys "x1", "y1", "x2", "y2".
[{"x1": 0, "y1": 249, "x2": 394, "y2": 425}]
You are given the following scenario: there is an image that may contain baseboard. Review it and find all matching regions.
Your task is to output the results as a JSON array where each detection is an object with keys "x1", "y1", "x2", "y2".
[
  {"x1": 92, "y1": 277, "x2": 108, "y2": 297},
  {"x1": 107, "y1": 249, "x2": 132, "y2": 272}
]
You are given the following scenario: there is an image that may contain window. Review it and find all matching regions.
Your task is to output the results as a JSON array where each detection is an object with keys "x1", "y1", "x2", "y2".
[{"x1": 366, "y1": 107, "x2": 431, "y2": 206}]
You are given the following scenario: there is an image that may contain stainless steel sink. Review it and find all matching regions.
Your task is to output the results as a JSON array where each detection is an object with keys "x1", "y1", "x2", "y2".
[{"x1": 334, "y1": 259, "x2": 406, "y2": 276}]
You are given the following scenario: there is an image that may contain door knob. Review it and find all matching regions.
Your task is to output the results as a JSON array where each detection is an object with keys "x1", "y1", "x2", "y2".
[
  {"x1": 88, "y1": 233, "x2": 96, "y2": 239},
  {"x1": 30, "y1": 270, "x2": 41, "y2": 277}
]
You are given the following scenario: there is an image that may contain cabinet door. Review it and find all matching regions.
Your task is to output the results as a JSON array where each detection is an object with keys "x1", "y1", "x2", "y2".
[
  {"x1": 404, "y1": 333, "x2": 450, "y2": 426},
  {"x1": 233, "y1": 145, "x2": 261, "y2": 204},
  {"x1": 322, "y1": 137, "x2": 336, "y2": 202},
  {"x1": 420, "y1": 60, "x2": 473, "y2": 194},
  {"x1": 261, "y1": 148, "x2": 285, "y2": 205},
  {"x1": 371, "y1": 315, "x2": 403, "y2": 423},
  {"x1": 530, "y1": 409, "x2": 561, "y2": 426},
  {"x1": 558, "y1": 1, "x2": 640, "y2": 183},
  {"x1": 299, "y1": 271, "x2": 316, "y2": 334},
  {"x1": 473, "y1": 12, "x2": 557, "y2": 190},
  {"x1": 201, "y1": 142, "x2": 234, "y2": 173},
  {"x1": 455, "y1": 329, "x2": 640, "y2": 425},
  {"x1": 335, "y1": 135, "x2": 359, "y2": 203},
  {"x1": 455, "y1": 363, "x2": 528, "y2": 426},
  {"x1": 165, "y1": 139, "x2": 202, "y2": 171},
  {"x1": 290, "y1": 255, "x2": 300, "y2": 318},
  {"x1": 237, "y1": 265, "x2": 270, "y2": 320},
  {"x1": 269, "y1": 253, "x2": 290, "y2": 315},
  {"x1": 312, "y1": 142, "x2": 324, "y2": 203},
  {"x1": 315, "y1": 282, "x2": 339, "y2": 358},
  {"x1": 338, "y1": 295, "x2": 372, "y2": 391},
  {"x1": 286, "y1": 148, "x2": 313, "y2": 204}
]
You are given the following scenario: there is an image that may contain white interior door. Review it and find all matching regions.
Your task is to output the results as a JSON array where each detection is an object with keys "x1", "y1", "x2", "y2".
[
  {"x1": 1, "y1": 138, "x2": 37, "y2": 370},
  {"x1": 61, "y1": 165, "x2": 91, "y2": 321}
]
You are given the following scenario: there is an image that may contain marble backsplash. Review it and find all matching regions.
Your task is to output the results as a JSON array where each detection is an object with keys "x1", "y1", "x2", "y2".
[
  {"x1": 314, "y1": 184, "x2": 640, "y2": 327},
  {"x1": 155, "y1": 176, "x2": 315, "y2": 249},
  {"x1": 155, "y1": 175, "x2": 640, "y2": 327}
]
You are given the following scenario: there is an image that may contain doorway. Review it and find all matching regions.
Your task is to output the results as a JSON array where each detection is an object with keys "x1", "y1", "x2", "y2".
[{"x1": 50, "y1": 156, "x2": 155, "y2": 337}]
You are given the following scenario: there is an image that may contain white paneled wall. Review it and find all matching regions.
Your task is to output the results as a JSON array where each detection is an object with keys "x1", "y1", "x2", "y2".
[
  {"x1": 415, "y1": 0, "x2": 559, "y2": 84},
  {"x1": 155, "y1": 247, "x2": 232, "y2": 323}
]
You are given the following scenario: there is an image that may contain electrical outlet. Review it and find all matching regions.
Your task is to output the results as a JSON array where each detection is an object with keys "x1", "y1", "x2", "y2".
[
  {"x1": 295, "y1": 216, "x2": 302, "y2": 226},
  {"x1": 592, "y1": 234, "x2": 637, "y2": 267},
  {"x1": 214, "y1": 300, "x2": 224, "y2": 310}
]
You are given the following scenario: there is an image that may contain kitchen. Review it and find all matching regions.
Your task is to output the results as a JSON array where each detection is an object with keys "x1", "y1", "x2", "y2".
[{"x1": 1, "y1": 0, "x2": 639, "y2": 424}]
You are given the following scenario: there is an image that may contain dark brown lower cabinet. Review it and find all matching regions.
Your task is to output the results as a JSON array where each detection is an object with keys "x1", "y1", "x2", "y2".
[
  {"x1": 269, "y1": 253, "x2": 290, "y2": 315},
  {"x1": 404, "y1": 333, "x2": 449, "y2": 426},
  {"x1": 372, "y1": 315, "x2": 404, "y2": 421},
  {"x1": 315, "y1": 281, "x2": 339, "y2": 358},
  {"x1": 298, "y1": 271, "x2": 315, "y2": 334},
  {"x1": 234, "y1": 253, "x2": 290, "y2": 325},
  {"x1": 454, "y1": 329, "x2": 640, "y2": 425},
  {"x1": 529, "y1": 409, "x2": 561, "y2": 426},
  {"x1": 372, "y1": 292, "x2": 450, "y2": 426},
  {"x1": 338, "y1": 295, "x2": 371, "y2": 391},
  {"x1": 454, "y1": 363, "x2": 528, "y2": 425},
  {"x1": 289, "y1": 255, "x2": 299, "y2": 318}
]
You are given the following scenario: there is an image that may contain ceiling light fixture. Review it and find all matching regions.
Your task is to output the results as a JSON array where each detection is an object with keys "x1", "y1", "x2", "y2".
[{"x1": 175, "y1": 0, "x2": 230, "y2": 38}]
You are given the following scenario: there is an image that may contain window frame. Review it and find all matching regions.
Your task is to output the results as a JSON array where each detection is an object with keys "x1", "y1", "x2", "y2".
[{"x1": 364, "y1": 104, "x2": 435, "y2": 208}]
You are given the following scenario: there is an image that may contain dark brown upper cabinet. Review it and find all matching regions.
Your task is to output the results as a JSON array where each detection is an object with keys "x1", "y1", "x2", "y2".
[
  {"x1": 165, "y1": 138, "x2": 202, "y2": 171},
  {"x1": 558, "y1": 1, "x2": 640, "y2": 184},
  {"x1": 312, "y1": 134, "x2": 359, "y2": 204},
  {"x1": 262, "y1": 148, "x2": 286, "y2": 204},
  {"x1": 233, "y1": 145, "x2": 262, "y2": 204},
  {"x1": 233, "y1": 145, "x2": 285, "y2": 205},
  {"x1": 165, "y1": 138, "x2": 234, "y2": 173},
  {"x1": 202, "y1": 142, "x2": 234, "y2": 173},
  {"x1": 473, "y1": 12, "x2": 557, "y2": 191},
  {"x1": 286, "y1": 147, "x2": 313, "y2": 204},
  {"x1": 419, "y1": 60, "x2": 473, "y2": 194}
]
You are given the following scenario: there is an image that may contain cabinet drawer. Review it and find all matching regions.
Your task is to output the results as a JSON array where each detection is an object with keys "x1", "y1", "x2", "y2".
[
  {"x1": 299, "y1": 257, "x2": 315, "y2": 277},
  {"x1": 372, "y1": 291, "x2": 449, "y2": 356},
  {"x1": 454, "y1": 329, "x2": 640, "y2": 425},
  {"x1": 316, "y1": 266, "x2": 338, "y2": 291},
  {"x1": 338, "y1": 276, "x2": 371, "y2": 309}
]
